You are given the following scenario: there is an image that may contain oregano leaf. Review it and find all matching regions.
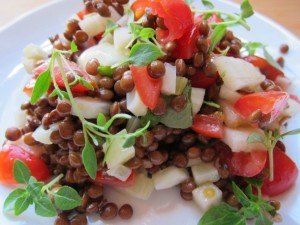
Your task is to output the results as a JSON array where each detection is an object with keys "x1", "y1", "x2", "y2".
[{"x1": 13, "y1": 160, "x2": 31, "y2": 184}]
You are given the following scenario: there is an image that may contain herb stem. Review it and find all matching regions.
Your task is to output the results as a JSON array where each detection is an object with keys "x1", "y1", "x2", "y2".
[{"x1": 42, "y1": 174, "x2": 64, "y2": 192}]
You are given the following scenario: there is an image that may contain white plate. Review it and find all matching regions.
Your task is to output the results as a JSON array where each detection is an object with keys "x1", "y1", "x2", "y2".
[{"x1": 0, "y1": 0, "x2": 300, "y2": 224}]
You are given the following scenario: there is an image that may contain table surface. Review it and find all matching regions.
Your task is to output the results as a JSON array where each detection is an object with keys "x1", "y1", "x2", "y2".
[{"x1": 0, "y1": 0, "x2": 299, "y2": 38}]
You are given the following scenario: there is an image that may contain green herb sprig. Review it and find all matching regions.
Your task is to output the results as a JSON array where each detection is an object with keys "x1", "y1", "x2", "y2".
[
  {"x1": 4, "y1": 160, "x2": 81, "y2": 217},
  {"x1": 193, "y1": 0, "x2": 254, "y2": 51},
  {"x1": 198, "y1": 181, "x2": 275, "y2": 225},
  {"x1": 30, "y1": 41, "x2": 150, "y2": 179},
  {"x1": 247, "y1": 128, "x2": 300, "y2": 181}
]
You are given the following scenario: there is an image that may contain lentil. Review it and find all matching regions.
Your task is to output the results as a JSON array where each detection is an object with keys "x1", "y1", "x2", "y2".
[
  {"x1": 118, "y1": 204, "x2": 133, "y2": 219},
  {"x1": 100, "y1": 203, "x2": 118, "y2": 220}
]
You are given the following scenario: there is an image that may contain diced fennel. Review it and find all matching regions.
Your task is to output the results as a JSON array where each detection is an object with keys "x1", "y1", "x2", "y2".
[
  {"x1": 192, "y1": 183, "x2": 222, "y2": 212},
  {"x1": 103, "y1": 129, "x2": 135, "y2": 169},
  {"x1": 161, "y1": 63, "x2": 177, "y2": 95},
  {"x1": 106, "y1": 164, "x2": 132, "y2": 181},
  {"x1": 32, "y1": 124, "x2": 59, "y2": 145},
  {"x1": 191, "y1": 87, "x2": 205, "y2": 115},
  {"x1": 126, "y1": 88, "x2": 148, "y2": 116},
  {"x1": 191, "y1": 163, "x2": 220, "y2": 185},
  {"x1": 115, "y1": 172, "x2": 154, "y2": 200},
  {"x1": 152, "y1": 166, "x2": 189, "y2": 190},
  {"x1": 114, "y1": 26, "x2": 133, "y2": 53},
  {"x1": 79, "y1": 13, "x2": 107, "y2": 38},
  {"x1": 175, "y1": 77, "x2": 188, "y2": 95}
]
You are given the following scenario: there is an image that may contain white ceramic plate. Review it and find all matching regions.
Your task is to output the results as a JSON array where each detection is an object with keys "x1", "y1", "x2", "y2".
[{"x1": 0, "y1": 0, "x2": 300, "y2": 224}]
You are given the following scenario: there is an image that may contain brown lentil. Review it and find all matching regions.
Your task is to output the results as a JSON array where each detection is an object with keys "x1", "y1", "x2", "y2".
[
  {"x1": 201, "y1": 147, "x2": 216, "y2": 162},
  {"x1": 186, "y1": 66, "x2": 196, "y2": 76},
  {"x1": 74, "y1": 30, "x2": 88, "y2": 44},
  {"x1": 187, "y1": 146, "x2": 201, "y2": 159},
  {"x1": 196, "y1": 37, "x2": 209, "y2": 53},
  {"x1": 120, "y1": 71, "x2": 135, "y2": 92},
  {"x1": 173, "y1": 153, "x2": 188, "y2": 168},
  {"x1": 70, "y1": 214, "x2": 87, "y2": 225},
  {"x1": 260, "y1": 79, "x2": 275, "y2": 90},
  {"x1": 118, "y1": 204, "x2": 133, "y2": 219},
  {"x1": 54, "y1": 213, "x2": 70, "y2": 225},
  {"x1": 180, "y1": 178, "x2": 197, "y2": 193},
  {"x1": 97, "y1": 88, "x2": 114, "y2": 101},
  {"x1": 175, "y1": 59, "x2": 187, "y2": 76},
  {"x1": 23, "y1": 132, "x2": 37, "y2": 146},
  {"x1": 152, "y1": 97, "x2": 167, "y2": 116},
  {"x1": 280, "y1": 44, "x2": 289, "y2": 54},
  {"x1": 164, "y1": 41, "x2": 177, "y2": 53},
  {"x1": 149, "y1": 151, "x2": 164, "y2": 166},
  {"x1": 69, "y1": 152, "x2": 82, "y2": 168},
  {"x1": 5, "y1": 127, "x2": 22, "y2": 141},
  {"x1": 86, "y1": 202, "x2": 99, "y2": 214},
  {"x1": 87, "y1": 184, "x2": 104, "y2": 199},
  {"x1": 100, "y1": 203, "x2": 118, "y2": 220},
  {"x1": 180, "y1": 190, "x2": 193, "y2": 201},
  {"x1": 148, "y1": 60, "x2": 166, "y2": 79},
  {"x1": 99, "y1": 76, "x2": 114, "y2": 89},
  {"x1": 171, "y1": 95, "x2": 188, "y2": 112},
  {"x1": 139, "y1": 131, "x2": 154, "y2": 148},
  {"x1": 142, "y1": 158, "x2": 153, "y2": 169},
  {"x1": 203, "y1": 57, "x2": 217, "y2": 76},
  {"x1": 59, "y1": 121, "x2": 75, "y2": 140},
  {"x1": 125, "y1": 157, "x2": 142, "y2": 169},
  {"x1": 73, "y1": 130, "x2": 85, "y2": 147},
  {"x1": 193, "y1": 52, "x2": 204, "y2": 68},
  {"x1": 95, "y1": 2, "x2": 111, "y2": 17},
  {"x1": 269, "y1": 200, "x2": 281, "y2": 210},
  {"x1": 181, "y1": 133, "x2": 197, "y2": 147},
  {"x1": 277, "y1": 56, "x2": 284, "y2": 67},
  {"x1": 114, "y1": 80, "x2": 127, "y2": 96},
  {"x1": 156, "y1": 17, "x2": 167, "y2": 30},
  {"x1": 248, "y1": 109, "x2": 262, "y2": 124},
  {"x1": 199, "y1": 21, "x2": 210, "y2": 37},
  {"x1": 147, "y1": 142, "x2": 159, "y2": 152},
  {"x1": 56, "y1": 102, "x2": 72, "y2": 117},
  {"x1": 113, "y1": 65, "x2": 128, "y2": 81},
  {"x1": 85, "y1": 58, "x2": 100, "y2": 75}
]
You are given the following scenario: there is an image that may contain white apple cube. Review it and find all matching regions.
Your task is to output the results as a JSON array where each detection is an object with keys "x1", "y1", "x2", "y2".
[{"x1": 191, "y1": 163, "x2": 220, "y2": 185}]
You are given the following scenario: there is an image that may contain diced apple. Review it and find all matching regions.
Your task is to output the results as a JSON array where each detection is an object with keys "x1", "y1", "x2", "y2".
[
  {"x1": 187, "y1": 157, "x2": 202, "y2": 167},
  {"x1": 191, "y1": 163, "x2": 220, "y2": 185},
  {"x1": 152, "y1": 166, "x2": 189, "y2": 190},
  {"x1": 107, "y1": 164, "x2": 132, "y2": 181},
  {"x1": 79, "y1": 13, "x2": 107, "y2": 38},
  {"x1": 222, "y1": 126, "x2": 267, "y2": 152},
  {"x1": 191, "y1": 87, "x2": 205, "y2": 115},
  {"x1": 126, "y1": 88, "x2": 148, "y2": 116},
  {"x1": 114, "y1": 26, "x2": 133, "y2": 52},
  {"x1": 70, "y1": 97, "x2": 111, "y2": 119},
  {"x1": 214, "y1": 56, "x2": 265, "y2": 91},
  {"x1": 161, "y1": 63, "x2": 176, "y2": 95}
]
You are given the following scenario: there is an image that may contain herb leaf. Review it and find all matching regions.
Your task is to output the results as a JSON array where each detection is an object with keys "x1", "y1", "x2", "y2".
[
  {"x1": 122, "y1": 136, "x2": 136, "y2": 148},
  {"x1": 82, "y1": 140, "x2": 97, "y2": 179},
  {"x1": 201, "y1": 0, "x2": 214, "y2": 9},
  {"x1": 209, "y1": 25, "x2": 227, "y2": 51},
  {"x1": 14, "y1": 196, "x2": 30, "y2": 216},
  {"x1": 70, "y1": 41, "x2": 78, "y2": 53},
  {"x1": 247, "y1": 132, "x2": 265, "y2": 144},
  {"x1": 103, "y1": 19, "x2": 118, "y2": 37},
  {"x1": 232, "y1": 182, "x2": 250, "y2": 206},
  {"x1": 34, "y1": 196, "x2": 57, "y2": 217},
  {"x1": 30, "y1": 68, "x2": 51, "y2": 104},
  {"x1": 3, "y1": 188, "x2": 27, "y2": 212},
  {"x1": 255, "y1": 212, "x2": 273, "y2": 225},
  {"x1": 13, "y1": 160, "x2": 31, "y2": 184},
  {"x1": 97, "y1": 65, "x2": 114, "y2": 77},
  {"x1": 279, "y1": 128, "x2": 300, "y2": 138},
  {"x1": 54, "y1": 186, "x2": 82, "y2": 210},
  {"x1": 97, "y1": 113, "x2": 107, "y2": 127},
  {"x1": 240, "y1": 0, "x2": 254, "y2": 18},
  {"x1": 263, "y1": 47, "x2": 282, "y2": 70}
]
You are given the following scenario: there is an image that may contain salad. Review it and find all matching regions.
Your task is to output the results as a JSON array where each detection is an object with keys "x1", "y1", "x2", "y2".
[{"x1": 1, "y1": 0, "x2": 300, "y2": 224}]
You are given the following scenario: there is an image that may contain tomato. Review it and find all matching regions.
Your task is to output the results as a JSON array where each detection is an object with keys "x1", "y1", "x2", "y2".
[
  {"x1": 33, "y1": 61, "x2": 96, "y2": 95},
  {"x1": 0, "y1": 145, "x2": 50, "y2": 184},
  {"x1": 130, "y1": 65, "x2": 162, "y2": 110},
  {"x1": 191, "y1": 114, "x2": 224, "y2": 138},
  {"x1": 230, "y1": 150, "x2": 267, "y2": 177},
  {"x1": 76, "y1": 9, "x2": 88, "y2": 20},
  {"x1": 234, "y1": 91, "x2": 289, "y2": 124},
  {"x1": 262, "y1": 147, "x2": 298, "y2": 197},
  {"x1": 95, "y1": 170, "x2": 135, "y2": 187},
  {"x1": 23, "y1": 79, "x2": 36, "y2": 97},
  {"x1": 186, "y1": 71, "x2": 218, "y2": 89},
  {"x1": 194, "y1": 13, "x2": 223, "y2": 24},
  {"x1": 290, "y1": 94, "x2": 300, "y2": 104},
  {"x1": 244, "y1": 55, "x2": 284, "y2": 81},
  {"x1": 131, "y1": 0, "x2": 193, "y2": 44}
]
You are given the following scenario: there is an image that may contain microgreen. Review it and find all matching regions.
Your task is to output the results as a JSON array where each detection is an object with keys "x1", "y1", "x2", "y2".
[
  {"x1": 201, "y1": 0, "x2": 214, "y2": 9},
  {"x1": 198, "y1": 181, "x2": 274, "y2": 225},
  {"x1": 29, "y1": 41, "x2": 150, "y2": 179},
  {"x1": 193, "y1": 0, "x2": 254, "y2": 51},
  {"x1": 97, "y1": 65, "x2": 114, "y2": 77},
  {"x1": 247, "y1": 128, "x2": 300, "y2": 181},
  {"x1": 203, "y1": 101, "x2": 220, "y2": 109},
  {"x1": 4, "y1": 160, "x2": 81, "y2": 217},
  {"x1": 103, "y1": 19, "x2": 118, "y2": 37}
]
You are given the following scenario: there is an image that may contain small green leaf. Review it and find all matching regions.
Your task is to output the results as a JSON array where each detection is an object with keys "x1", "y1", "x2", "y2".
[
  {"x1": 255, "y1": 212, "x2": 273, "y2": 225},
  {"x1": 78, "y1": 77, "x2": 94, "y2": 91},
  {"x1": 54, "y1": 186, "x2": 82, "y2": 210},
  {"x1": 82, "y1": 140, "x2": 97, "y2": 179},
  {"x1": 14, "y1": 196, "x2": 30, "y2": 216},
  {"x1": 104, "y1": 113, "x2": 132, "y2": 131},
  {"x1": 70, "y1": 41, "x2": 78, "y2": 53},
  {"x1": 247, "y1": 132, "x2": 265, "y2": 144},
  {"x1": 49, "y1": 89, "x2": 58, "y2": 97},
  {"x1": 4, "y1": 188, "x2": 27, "y2": 212},
  {"x1": 243, "y1": 202, "x2": 261, "y2": 219},
  {"x1": 28, "y1": 176, "x2": 37, "y2": 184},
  {"x1": 263, "y1": 47, "x2": 282, "y2": 70},
  {"x1": 245, "y1": 178, "x2": 263, "y2": 189},
  {"x1": 240, "y1": 0, "x2": 254, "y2": 19},
  {"x1": 13, "y1": 160, "x2": 31, "y2": 184},
  {"x1": 122, "y1": 136, "x2": 136, "y2": 148},
  {"x1": 97, "y1": 113, "x2": 107, "y2": 127},
  {"x1": 242, "y1": 42, "x2": 265, "y2": 55},
  {"x1": 26, "y1": 182, "x2": 44, "y2": 197},
  {"x1": 209, "y1": 25, "x2": 227, "y2": 51},
  {"x1": 34, "y1": 196, "x2": 57, "y2": 217},
  {"x1": 185, "y1": 0, "x2": 194, "y2": 6},
  {"x1": 279, "y1": 128, "x2": 300, "y2": 139},
  {"x1": 232, "y1": 182, "x2": 250, "y2": 207},
  {"x1": 103, "y1": 19, "x2": 118, "y2": 37},
  {"x1": 97, "y1": 65, "x2": 114, "y2": 77},
  {"x1": 128, "y1": 42, "x2": 164, "y2": 67},
  {"x1": 30, "y1": 68, "x2": 51, "y2": 104},
  {"x1": 139, "y1": 28, "x2": 155, "y2": 40},
  {"x1": 201, "y1": 0, "x2": 214, "y2": 9},
  {"x1": 57, "y1": 90, "x2": 70, "y2": 100}
]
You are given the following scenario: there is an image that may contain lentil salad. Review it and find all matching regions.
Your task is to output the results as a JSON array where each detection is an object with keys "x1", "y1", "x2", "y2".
[{"x1": 1, "y1": 0, "x2": 300, "y2": 225}]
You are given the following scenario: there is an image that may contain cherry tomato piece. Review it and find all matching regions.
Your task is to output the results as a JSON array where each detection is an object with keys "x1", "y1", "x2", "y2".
[
  {"x1": 191, "y1": 114, "x2": 224, "y2": 138},
  {"x1": 0, "y1": 145, "x2": 50, "y2": 184},
  {"x1": 186, "y1": 71, "x2": 218, "y2": 89},
  {"x1": 95, "y1": 170, "x2": 135, "y2": 187}
]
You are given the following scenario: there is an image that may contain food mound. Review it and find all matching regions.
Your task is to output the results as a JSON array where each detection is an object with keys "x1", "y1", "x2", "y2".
[{"x1": 1, "y1": 0, "x2": 299, "y2": 224}]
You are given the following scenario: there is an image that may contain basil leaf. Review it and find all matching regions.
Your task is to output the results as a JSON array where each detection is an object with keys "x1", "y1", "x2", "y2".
[
  {"x1": 247, "y1": 132, "x2": 265, "y2": 144},
  {"x1": 4, "y1": 188, "x2": 27, "y2": 212},
  {"x1": 209, "y1": 25, "x2": 227, "y2": 51},
  {"x1": 13, "y1": 160, "x2": 31, "y2": 184},
  {"x1": 103, "y1": 19, "x2": 118, "y2": 37},
  {"x1": 97, "y1": 113, "x2": 107, "y2": 127},
  {"x1": 240, "y1": 0, "x2": 254, "y2": 19},
  {"x1": 82, "y1": 140, "x2": 97, "y2": 179},
  {"x1": 30, "y1": 68, "x2": 51, "y2": 104},
  {"x1": 34, "y1": 196, "x2": 57, "y2": 217},
  {"x1": 202, "y1": 0, "x2": 214, "y2": 9},
  {"x1": 54, "y1": 186, "x2": 82, "y2": 210},
  {"x1": 232, "y1": 182, "x2": 250, "y2": 206},
  {"x1": 14, "y1": 196, "x2": 30, "y2": 216},
  {"x1": 255, "y1": 212, "x2": 273, "y2": 225},
  {"x1": 198, "y1": 202, "x2": 245, "y2": 225},
  {"x1": 128, "y1": 42, "x2": 164, "y2": 66},
  {"x1": 122, "y1": 136, "x2": 136, "y2": 148}
]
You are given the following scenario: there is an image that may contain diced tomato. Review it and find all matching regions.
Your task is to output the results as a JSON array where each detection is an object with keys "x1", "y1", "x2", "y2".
[
  {"x1": 191, "y1": 114, "x2": 224, "y2": 138},
  {"x1": 76, "y1": 9, "x2": 88, "y2": 20},
  {"x1": 131, "y1": 0, "x2": 193, "y2": 44},
  {"x1": 130, "y1": 65, "x2": 162, "y2": 110},
  {"x1": 234, "y1": 91, "x2": 289, "y2": 124},
  {"x1": 290, "y1": 94, "x2": 300, "y2": 104},
  {"x1": 186, "y1": 71, "x2": 218, "y2": 89},
  {"x1": 194, "y1": 13, "x2": 223, "y2": 24},
  {"x1": 23, "y1": 79, "x2": 36, "y2": 97},
  {"x1": 95, "y1": 170, "x2": 135, "y2": 187},
  {"x1": 262, "y1": 147, "x2": 298, "y2": 197},
  {"x1": 33, "y1": 61, "x2": 96, "y2": 95},
  {"x1": 230, "y1": 150, "x2": 267, "y2": 177},
  {"x1": 0, "y1": 145, "x2": 50, "y2": 184},
  {"x1": 244, "y1": 55, "x2": 285, "y2": 81}
]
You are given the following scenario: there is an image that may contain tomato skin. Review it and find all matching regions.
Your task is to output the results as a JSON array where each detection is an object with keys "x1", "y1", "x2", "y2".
[
  {"x1": 191, "y1": 114, "x2": 224, "y2": 138},
  {"x1": 95, "y1": 170, "x2": 135, "y2": 187},
  {"x1": 244, "y1": 55, "x2": 284, "y2": 81},
  {"x1": 186, "y1": 71, "x2": 218, "y2": 89},
  {"x1": 234, "y1": 91, "x2": 289, "y2": 124},
  {"x1": 76, "y1": 9, "x2": 88, "y2": 20},
  {"x1": 131, "y1": 0, "x2": 193, "y2": 44},
  {"x1": 262, "y1": 148, "x2": 298, "y2": 197},
  {"x1": 130, "y1": 65, "x2": 162, "y2": 110},
  {"x1": 0, "y1": 145, "x2": 50, "y2": 184},
  {"x1": 23, "y1": 79, "x2": 36, "y2": 97},
  {"x1": 230, "y1": 150, "x2": 267, "y2": 177}
]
